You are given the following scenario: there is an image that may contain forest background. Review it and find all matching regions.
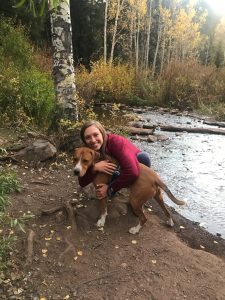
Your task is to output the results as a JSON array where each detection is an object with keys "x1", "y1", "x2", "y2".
[{"x1": 0, "y1": 0, "x2": 225, "y2": 129}]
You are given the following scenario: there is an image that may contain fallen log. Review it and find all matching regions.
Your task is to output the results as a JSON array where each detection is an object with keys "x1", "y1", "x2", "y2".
[
  {"x1": 127, "y1": 127, "x2": 154, "y2": 135},
  {"x1": 159, "y1": 125, "x2": 225, "y2": 135},
  {"x1": 203, "y1": 120, "x2": 225, "y2": 128}
]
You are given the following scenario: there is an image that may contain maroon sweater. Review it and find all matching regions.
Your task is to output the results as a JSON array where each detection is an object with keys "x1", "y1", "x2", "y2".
[{"x1": 78, "y1": 133, "x2": 141, "y2": 193}]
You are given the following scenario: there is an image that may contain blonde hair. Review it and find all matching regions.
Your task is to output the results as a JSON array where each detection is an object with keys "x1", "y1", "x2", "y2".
[{"x1": 80, "y1": 120, "x2": 107, "y2": 158}]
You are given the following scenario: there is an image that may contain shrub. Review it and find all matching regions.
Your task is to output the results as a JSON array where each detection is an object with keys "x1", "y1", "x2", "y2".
[
  {"x1": 0, "y1": 17, "x2": 33, "y2": 69},
  {"x1": 159, "y1": 60, "x2": 225, "y2": 114},
  {"x1": 0, "y1": 63, "x2": 56, "y2": 127},
  {"x1": 0, "y1": 169, "x2": 20, "y2": 271},
  {"x1": 76, "y1": 60, "x2": 162, "y2": 107},
  {"x1": 77, "y1": 60, "x2": 137, "y2": 104},
  {"x1": 0, "y1": 17, "x2": 56, "y2": 128}
]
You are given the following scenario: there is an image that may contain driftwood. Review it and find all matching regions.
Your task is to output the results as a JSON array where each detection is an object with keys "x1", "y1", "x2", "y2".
[
  {"x1": 203, "y1": 120, "x2": 225, "y2": 128},
  {"x1": 158, "y1": 125, "x2": 225, "y2": 135},
  {"x1": 127, "y1": 127, "x2": 154, "y2": 135},
  {"x1": 131, "y1": 134, "x2": 169, "y2": 143}
]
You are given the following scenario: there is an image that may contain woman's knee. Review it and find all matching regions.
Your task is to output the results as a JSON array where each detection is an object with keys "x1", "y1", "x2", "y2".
[{"x1": 137, "y1": 152, "x2": 151, "y2": 167}]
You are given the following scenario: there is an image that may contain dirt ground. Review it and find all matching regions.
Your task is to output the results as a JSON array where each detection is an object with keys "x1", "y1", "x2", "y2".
[{"x1": 1, "y1": 154, "x2": 225, "y2": 300}]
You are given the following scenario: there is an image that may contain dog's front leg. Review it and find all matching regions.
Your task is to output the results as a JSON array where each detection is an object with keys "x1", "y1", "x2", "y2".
[{"x1": 96, "y1": 197, "x2": 108, "y2": 228}]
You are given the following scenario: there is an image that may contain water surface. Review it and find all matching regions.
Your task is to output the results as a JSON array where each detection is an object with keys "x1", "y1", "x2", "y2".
[{"x1": 134, "y1": 111, "x2": 225, "y2": 238}]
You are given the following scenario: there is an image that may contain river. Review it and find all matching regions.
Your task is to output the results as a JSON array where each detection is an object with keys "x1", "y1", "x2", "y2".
[{"x1": 133, "y1": 110, "x2": 225, "y2": 238}]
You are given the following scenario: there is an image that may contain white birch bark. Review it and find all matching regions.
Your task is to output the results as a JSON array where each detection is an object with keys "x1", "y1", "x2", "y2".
[
  {"x1": 135, "y1": 11, "x2": 140, "y2": 72},
  {"x1": 160, "y1": 27, "x2": 166, "y2": 75},
  {"x1": 109, "y1": 0, "x2": 124, "y2": 64},
  {"x1": 129, "y1": 12, "x2": 134, "y2": 63},
  {"x1": 144, "y1": 0, "x2": 152, "y2": 70},
  {"x1": 104, "y1": 0, "x2": 109, "y2": 63},
  {"x1": 152, "y1": 3, "x2": 161, "y2": 76},
  {"x1": 48, "y1": 0, "x2": 78, "y2": 120}
]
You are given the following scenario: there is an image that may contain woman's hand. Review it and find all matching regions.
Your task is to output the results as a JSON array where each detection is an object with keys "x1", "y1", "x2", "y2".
[
  {"x1": 93, "y1": 160, "x2": 117, "y2": 175},
  {"x1": 95, "y1": 184, "x2": 108, "y2": 199}
]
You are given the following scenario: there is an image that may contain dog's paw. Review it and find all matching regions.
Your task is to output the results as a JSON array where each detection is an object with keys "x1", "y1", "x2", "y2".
[
  {"x1": 129, "y1": 223, "x2": 142, "y2": 234},
  {"x1": 96, "y1": 218, "x2": 106, "y2": 228}
]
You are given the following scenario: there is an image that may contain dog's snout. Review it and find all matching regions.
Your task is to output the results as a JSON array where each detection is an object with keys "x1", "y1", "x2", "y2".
[{"x1": 74, "y1": 169, "x2": 80, "y2": 176}]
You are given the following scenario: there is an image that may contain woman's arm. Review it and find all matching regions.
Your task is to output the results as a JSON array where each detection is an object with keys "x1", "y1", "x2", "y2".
[
  {"x1": 78, "y1": 161, "x2": 117, "y2": 187},
  {"x1": 106, "y1": 135, "x2": 140, "y2": 195},
  {"x1": 78, "y1": 166, "x2": 96, "y2": 187}
]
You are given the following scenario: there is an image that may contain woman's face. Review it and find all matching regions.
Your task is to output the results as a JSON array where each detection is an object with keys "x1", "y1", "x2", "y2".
[{"x1": 83, "y1": 125, "x2": 104, "y2": 151}]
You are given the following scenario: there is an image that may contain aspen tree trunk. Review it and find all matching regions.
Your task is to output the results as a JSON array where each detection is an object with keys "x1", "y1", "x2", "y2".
[
  {"x1": 167, "y1": 35, "x2": 172, "y2": 65},
  {"x1": 160, "y1": 28, "x2": 166, "y2": 75},
  {"x1": 152, "y1": 8, "x2": 161, "y2": 76},
  {"x1": 109, "y1": 0, "x2": 124, "y2": 64},
  {"x1": 48, "y1": 0, "x2": 78, "y2": 120},
  {"x1": 129, "y1": 12, "x2": 135, "y2": 63},
  {"x1": 104, "y1": 0, "x2": 109, "y2": 64},
  {"x1": 205, "y1": 40, "x2": 210, "y2": 65},
  {"x1": 135, "y1": 12, "x2": 140, "y2": 73},
  {"x1": 144, "y1": 0, "x2": 152, "y2": 70}
]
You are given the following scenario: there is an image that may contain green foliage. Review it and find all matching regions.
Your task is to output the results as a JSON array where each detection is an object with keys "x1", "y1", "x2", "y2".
[
  {"x1": 0, "y1": 17, "x2": 56, "y2": 128},
  {"x1": 0, "y1": 170, "x2": 21, "y2": 212},
  {"x1": 0, "y1": 17, "x2": 33, "y2": 69},
  {"x1": 0, "y1": 170, "x2": 33, "y2": 271},
  {"x1": 0, "y1": 235, "x2": 16, "y2": 271}
]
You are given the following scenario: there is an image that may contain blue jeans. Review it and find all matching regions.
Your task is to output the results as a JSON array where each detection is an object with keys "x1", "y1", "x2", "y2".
[{"x1": 136, "y1": 151, "x2": 151, "y2": 168}]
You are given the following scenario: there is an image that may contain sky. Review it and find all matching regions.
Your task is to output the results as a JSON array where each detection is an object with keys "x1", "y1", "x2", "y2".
[{"x1": 204, "y1": 0, "x2": 225, "y2": 15}]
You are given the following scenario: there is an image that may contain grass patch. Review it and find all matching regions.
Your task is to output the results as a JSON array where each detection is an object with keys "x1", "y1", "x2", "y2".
[{"x1": 0, "y1": 169, "x2": 21, "y2": 271}]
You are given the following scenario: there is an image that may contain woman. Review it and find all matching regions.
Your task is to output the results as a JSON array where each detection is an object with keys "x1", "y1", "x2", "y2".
[{"x1": 78, "y1": 120, "x2": 151, "y2": 200}]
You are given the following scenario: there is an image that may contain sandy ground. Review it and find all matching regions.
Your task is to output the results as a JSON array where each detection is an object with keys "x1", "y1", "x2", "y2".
[{"x1": 1, "y1": 154, "x2": 225, "y2": 300}]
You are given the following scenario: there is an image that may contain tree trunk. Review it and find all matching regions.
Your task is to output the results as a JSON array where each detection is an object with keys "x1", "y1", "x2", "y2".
[
  {"x1": 104, "y1": 0, "x2": 109, "y2": 64},
  {"x1": 135, "y1": 12, "x2": 140, "y2": 73},
  {"x1": 109, "y1": 0, "x2": 124, "y2": 65},
  {"x1": 144, "y1": 0, "x2": 152, "y2": 70},
  {"x1": 152, "y1": 13, "x2": 161, "y2": 76},
  {"x1": 160, "y1": 25, "x2": 166, "y2": 75},
  {"x1": 48, "y1": 0, "x2": 78, "y2": 120},
  {"x1": 129, "y1": 12, "x2": 135, "y2": 63}
]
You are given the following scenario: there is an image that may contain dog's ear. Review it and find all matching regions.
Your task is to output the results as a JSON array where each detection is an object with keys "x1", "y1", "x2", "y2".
[{"x1": 91, "y1": 150, "x2": 100, "y2": 164}]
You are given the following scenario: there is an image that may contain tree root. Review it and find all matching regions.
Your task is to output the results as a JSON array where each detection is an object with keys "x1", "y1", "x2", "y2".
[
  {"x1": 59, "y1": 236, "x2": 76, "y2": 261},
  {"x1": 75, "y1": 269, "x2": 124, "y2": 289},
  {"x1": 64, "y1": 200, "x2": 77, "y2": 233},
  {"x1": 41, "y1": 199, "x2": 77, "y2": 233},
  {"x1": 25, "y1": 229, "x2": 36, "y2": 265}
]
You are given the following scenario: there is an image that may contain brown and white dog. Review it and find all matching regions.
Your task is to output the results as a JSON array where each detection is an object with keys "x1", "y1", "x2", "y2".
[{"x1": 73, "y1": 147, "x2": 186, "y2": 234}]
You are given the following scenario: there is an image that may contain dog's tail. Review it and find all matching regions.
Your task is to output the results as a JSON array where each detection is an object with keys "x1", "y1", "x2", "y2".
[{"x1": 157, "y1": 179, "x2": 187, "y2": 206}]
